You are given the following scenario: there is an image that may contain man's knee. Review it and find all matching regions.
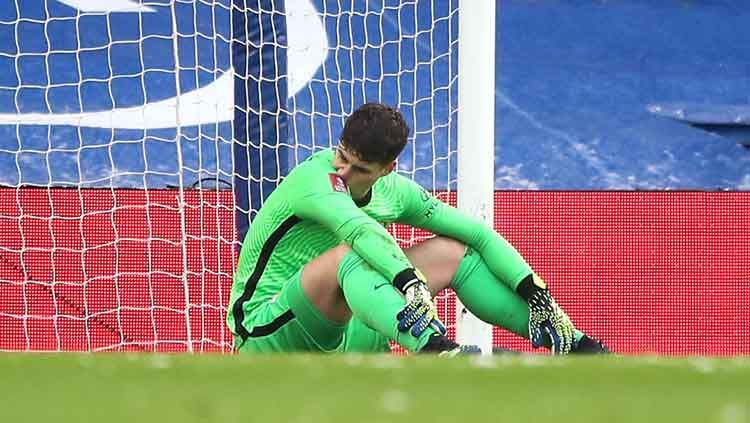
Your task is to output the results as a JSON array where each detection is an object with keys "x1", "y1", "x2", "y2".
[
  {"x1": 300, "y1": 244, "x2": 353, "y2": 323},
  {"x1": 428, "y1": 236, "x2": 467, "y2": 259},
  {"x1": 405, "y1": 236, "x2": 467, "y2": 294},
  {"x1": 328, "y1": 244, "x2": 353, "y2": 265},
  {"x1": 303, "y1": 244, "x2": 352, "y2": 282},
  {"x1": 411, "y1": 236, "x2": 466, "y2": 265}
]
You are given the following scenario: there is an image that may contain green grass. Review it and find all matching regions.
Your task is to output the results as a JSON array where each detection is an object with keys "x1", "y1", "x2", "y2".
[{"x1": 2, "y1": 354, "x2": 749, "y2": 423}]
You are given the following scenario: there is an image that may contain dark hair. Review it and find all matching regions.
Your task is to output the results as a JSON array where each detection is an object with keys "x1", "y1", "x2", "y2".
[{"x1": 339, "y1": 103, "x2": 410, "y2": 164}]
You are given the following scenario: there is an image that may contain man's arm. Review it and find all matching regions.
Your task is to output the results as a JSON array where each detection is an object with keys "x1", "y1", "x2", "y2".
[
  {"x1": 287, "y1": 160, "x2": 446, "y2": 336},
  {"x1": 286, "y1": 159, "x2": 414, "y2": 284},
  {"x1": 397, "y1": 179, "x2": 576, "y2": 353},
  {"x1": 397, "y1": 180, "x2": 531, "y2": 291}
]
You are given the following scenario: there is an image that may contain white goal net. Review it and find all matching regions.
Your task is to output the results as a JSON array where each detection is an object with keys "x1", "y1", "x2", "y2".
[{"x1": 0, "y1": 0, "x2": 486, "y2": 352}]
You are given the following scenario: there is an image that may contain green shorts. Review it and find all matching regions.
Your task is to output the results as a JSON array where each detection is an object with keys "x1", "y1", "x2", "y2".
[{"x1": 235, "y1": 270, "x2": 390, "y2": 353}]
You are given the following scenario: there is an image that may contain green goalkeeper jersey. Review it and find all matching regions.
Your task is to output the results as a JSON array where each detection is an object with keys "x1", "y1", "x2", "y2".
[{"x1": 227, "y1": 149, "x2": 531, "y2": 341}]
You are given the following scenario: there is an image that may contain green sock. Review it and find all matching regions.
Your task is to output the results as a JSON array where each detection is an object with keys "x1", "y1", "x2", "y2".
[
  {"x1": 337, "y1": 250, "x2": 437, "y2": 352},
  {"x1": 452, "y1": 247, "x2": 583, "y2": 347}
]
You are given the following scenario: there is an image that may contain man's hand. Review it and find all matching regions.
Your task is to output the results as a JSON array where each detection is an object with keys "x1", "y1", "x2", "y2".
[
  {"x1": 394, "y1": 269, "x2": 446, "y2": 337},
  {"x1": 528, "y1": 289, "x2": 575, "y2": 354}
]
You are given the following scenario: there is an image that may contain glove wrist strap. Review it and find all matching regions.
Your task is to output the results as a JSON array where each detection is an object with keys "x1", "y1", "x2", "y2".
[
  {"x1": 393, "y1": 268, "x2": 420, "y2": 294},
  {"x1": 516, "y1": 273, "x2": 546, "y2": 302}
]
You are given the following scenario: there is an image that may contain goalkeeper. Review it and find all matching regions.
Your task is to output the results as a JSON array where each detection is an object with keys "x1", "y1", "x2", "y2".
[{"x1": 227, "y1": 102, "x2": 608, "y2": 355}]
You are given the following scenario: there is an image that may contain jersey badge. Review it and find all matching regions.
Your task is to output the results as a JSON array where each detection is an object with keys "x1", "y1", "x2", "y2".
[{"x1": 328, "y1": 173, "x2": 349, "y2": 194}]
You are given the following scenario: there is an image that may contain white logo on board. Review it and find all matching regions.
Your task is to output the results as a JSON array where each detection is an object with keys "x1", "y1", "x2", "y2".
[{"x1": 0, "y1": 0, "x2": 327, "y2": 129}]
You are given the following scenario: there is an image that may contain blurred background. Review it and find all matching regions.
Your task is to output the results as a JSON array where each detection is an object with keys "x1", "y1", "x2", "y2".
[{"x1": 1, "y1": 0, "x2": 747, "y2": 190}]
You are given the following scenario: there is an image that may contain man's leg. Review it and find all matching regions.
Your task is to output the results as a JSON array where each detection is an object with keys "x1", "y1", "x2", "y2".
[
  {"x1": 327, "y1": 236, "x2": 540, "y2": 349},
  {"x1": 450, "y1": 245, "x2": 594, "y2": 348},
  {"x1": 450, "y1": 246, "x2": 534, "y2": 338},
  {"x1": 403, "y1": 236, "x2": 467, "y2": 295},
  {"x1": 340, "y1": 316, "x2": 392, "y2": 353},
  {"x1": 404, "y1": 237, "x2": 603, "y2": 351},
  {"x1": 298, "y1": 245, "x2": 441, "y2": 352},
  {"x1": 238, "y1": 240, "x2": 481, "y2": 354},
  {"x1": 340, "y1": 236, "x2": 466, "y2": 353},
  {"x1": 295, "y1": 245, "x2": 389, "y2": 353},
  {"x1": 236, "y1": 266, "x2": 348, "y2": 353}
]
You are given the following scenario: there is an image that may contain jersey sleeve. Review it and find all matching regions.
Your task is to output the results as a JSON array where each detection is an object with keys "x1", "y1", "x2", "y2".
[
  {"x1": 286, "y1": 158, "x2": 413, "y2": 282},
  {"x1": 396, "y1": 178, "x2": 532, "y2": 290}
]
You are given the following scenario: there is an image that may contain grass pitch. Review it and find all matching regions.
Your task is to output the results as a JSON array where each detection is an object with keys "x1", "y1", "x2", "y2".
[{"x1": 2, "y1": 354, "x2": 749, "y2": 423}]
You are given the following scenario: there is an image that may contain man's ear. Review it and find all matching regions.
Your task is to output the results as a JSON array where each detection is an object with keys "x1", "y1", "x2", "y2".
[{"x1": 383, "y1": 160, "x2": 396, "y2": 176}]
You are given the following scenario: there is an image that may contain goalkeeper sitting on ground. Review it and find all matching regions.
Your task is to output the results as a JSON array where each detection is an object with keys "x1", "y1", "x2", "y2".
[{"x1": 227, "y1": 102, "x2": 608, "y2": 355}]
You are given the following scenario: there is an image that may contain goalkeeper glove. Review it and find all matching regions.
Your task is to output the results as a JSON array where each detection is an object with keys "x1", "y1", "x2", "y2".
[
  {"x1": 518, "y1": 273, "x2": 575, "y2": 355},
  {"x1": 393, "y1": 268, "x2": 446, "y2": 337}
]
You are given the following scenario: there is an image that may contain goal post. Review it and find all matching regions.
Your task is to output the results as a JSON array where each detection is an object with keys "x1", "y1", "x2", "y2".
[{"x1": 456, "y1": 0, "x2": 496, "y2": 354}]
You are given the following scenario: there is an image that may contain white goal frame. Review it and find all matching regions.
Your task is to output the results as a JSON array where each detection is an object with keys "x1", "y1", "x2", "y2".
[{"x1": 456, "y1": 0, "x2": 496, "y2": 354}]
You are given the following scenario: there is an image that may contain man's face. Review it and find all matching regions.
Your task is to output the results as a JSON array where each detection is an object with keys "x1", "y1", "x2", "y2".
[{"x1": 332, "y1": 145, "x2": 395, "y2": 199}]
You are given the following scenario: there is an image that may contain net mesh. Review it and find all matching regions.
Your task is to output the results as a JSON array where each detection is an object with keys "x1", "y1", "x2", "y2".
[{"x1": 0, "y1": 0, "x2": 460, "y2": 352}]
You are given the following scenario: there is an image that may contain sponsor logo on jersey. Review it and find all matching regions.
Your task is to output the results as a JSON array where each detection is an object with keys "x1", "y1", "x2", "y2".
[
  {"x1": 329, "y1": 173, "x2": 349, "y2": 194},
  {"x1": 420, "y1": 187, "x2": 438, "y2": 219}
]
